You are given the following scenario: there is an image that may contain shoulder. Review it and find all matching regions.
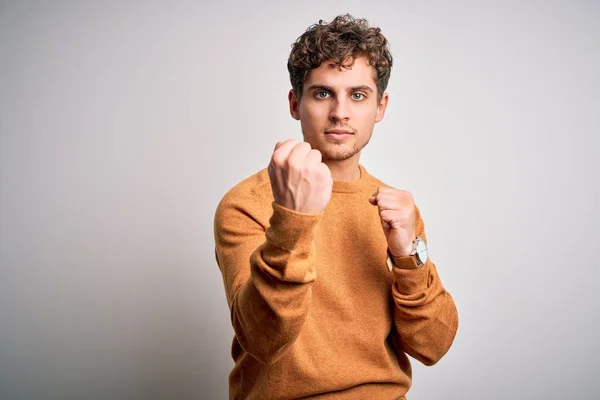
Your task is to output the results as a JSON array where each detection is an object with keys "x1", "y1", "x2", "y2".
[{"x1": 360, "y1": 164, "x2": 393, "y2": 191}]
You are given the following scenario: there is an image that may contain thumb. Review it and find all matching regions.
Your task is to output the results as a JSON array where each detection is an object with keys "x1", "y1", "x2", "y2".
[{"x1": 368, "y1": 194, "x2": 378, "y2": 205}]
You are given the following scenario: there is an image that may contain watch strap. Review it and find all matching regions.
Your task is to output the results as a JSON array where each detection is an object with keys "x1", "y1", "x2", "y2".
[{"x1": 386, "y1": 248, "x2": 422, "y2": 270}]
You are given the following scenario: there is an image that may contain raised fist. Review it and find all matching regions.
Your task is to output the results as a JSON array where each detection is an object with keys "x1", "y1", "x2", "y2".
[
  {"x1": 268, "y1": 139, "x2": 333, "y2": 214},
  {"x1": 369, "y1": 187, "x2": 416, "y2": 257}
]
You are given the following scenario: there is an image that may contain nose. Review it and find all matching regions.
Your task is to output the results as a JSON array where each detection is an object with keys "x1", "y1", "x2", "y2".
[{"x1": 329, "y1": 97, "x2": 350, "y2": 122}]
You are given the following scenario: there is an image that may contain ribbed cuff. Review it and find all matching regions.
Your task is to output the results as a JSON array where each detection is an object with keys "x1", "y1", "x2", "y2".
[
  {"x1": 265, "y1": 201, "x2": 323, "y2": 253},
  {"x1": 390, "y1": 256, "x2": 432, "y2": 295}
]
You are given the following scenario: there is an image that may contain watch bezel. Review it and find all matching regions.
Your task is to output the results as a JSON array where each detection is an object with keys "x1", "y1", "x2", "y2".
[{"x1": 414, "y1": 236, "x2": 427, "y2": 267}]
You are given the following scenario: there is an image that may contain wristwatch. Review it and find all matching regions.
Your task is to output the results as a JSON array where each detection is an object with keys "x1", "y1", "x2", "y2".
[
  {"x1": 386, "y1": 236, "x2": 428, "y2": 270},
  {"x1": 411, "y1": 236, "x2": 428, "y2": 267}
]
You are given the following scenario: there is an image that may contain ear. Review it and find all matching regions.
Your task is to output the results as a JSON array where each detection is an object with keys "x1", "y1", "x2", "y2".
[
  {"x1": 288, "y1": 89, "x2": 301, "y2": 120},
  {"x1": 375, "y1": 92, "x2": 389, "y2": 123}
]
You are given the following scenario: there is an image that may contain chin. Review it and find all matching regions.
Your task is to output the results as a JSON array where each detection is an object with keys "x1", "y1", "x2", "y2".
[{"x1": 321, "y1": 147, "x2": 359, "y2": 161}]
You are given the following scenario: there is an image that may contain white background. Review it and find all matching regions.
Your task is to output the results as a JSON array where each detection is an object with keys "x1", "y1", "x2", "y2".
[{"x1": 1, "y1": 0, "x2": 599, "y2": 399}]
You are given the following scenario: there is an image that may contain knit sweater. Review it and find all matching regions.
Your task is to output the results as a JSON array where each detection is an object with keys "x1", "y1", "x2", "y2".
[{"x1": 213, "y1": 164, "x2": 458, "y2": 400}]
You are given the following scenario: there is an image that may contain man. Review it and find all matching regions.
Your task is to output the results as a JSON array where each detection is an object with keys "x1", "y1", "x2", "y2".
[{"x1": 214, "y1": 14, "x2": 458, "y2": 399}]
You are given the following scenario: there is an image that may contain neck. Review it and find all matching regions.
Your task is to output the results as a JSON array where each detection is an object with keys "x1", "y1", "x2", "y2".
[{"x1": 324, "y1": 156, "x2": 361, "y2": 182}]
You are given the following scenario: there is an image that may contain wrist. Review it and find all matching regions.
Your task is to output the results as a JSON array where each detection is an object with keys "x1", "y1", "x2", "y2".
[
  {"x1": 389, "y1": 238, "x2": 416, "y2": 258},
  {"x1": 386, "y1": 236, "x2": 428, "y2": 270}
]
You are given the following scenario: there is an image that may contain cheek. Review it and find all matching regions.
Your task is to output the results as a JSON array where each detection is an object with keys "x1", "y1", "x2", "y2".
[
  {"x1": 300, "y1": 103, "x2": 328, "y2": 127},
  {"x1": 359, "y1": 102, "x2": 378, "y2": 116},
  {"x1": 352, "y1": 106, "x2": 377, "y2": 126}
]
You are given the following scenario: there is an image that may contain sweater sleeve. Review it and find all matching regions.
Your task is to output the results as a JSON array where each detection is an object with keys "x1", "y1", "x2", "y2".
[
  {"x1": 214, "y1": 196, "x2": 322, "y2": 364},
  {"x1": 389, "y1": 206, "x2": 459, "y2": 366}
]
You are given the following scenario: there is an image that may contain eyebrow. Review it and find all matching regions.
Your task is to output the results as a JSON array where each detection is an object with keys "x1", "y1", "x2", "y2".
[{"x1": 307, "y1": 84, "x2": 375, "y2": 93}]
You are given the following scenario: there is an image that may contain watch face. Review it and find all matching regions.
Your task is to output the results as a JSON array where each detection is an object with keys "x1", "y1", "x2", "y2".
[{"x1": 416, "y1": 237, "x2": 428, "y2": 264}]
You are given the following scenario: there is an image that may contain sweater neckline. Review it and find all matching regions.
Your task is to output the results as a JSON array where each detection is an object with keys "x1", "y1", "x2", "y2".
[{"x1": 332, "y1": 164, "x2": 372, "y2": 193}]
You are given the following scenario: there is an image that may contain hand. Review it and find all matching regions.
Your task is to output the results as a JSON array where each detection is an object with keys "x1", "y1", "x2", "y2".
[
  {"x1": 268, "y1": 139, "x2": 333, "y2": 214},
  {"x1": 369, "y1": 187, "x2": 416, "y2": 257}
]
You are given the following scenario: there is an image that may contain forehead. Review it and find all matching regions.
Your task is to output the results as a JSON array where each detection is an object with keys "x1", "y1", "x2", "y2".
[{"x1": 304, "y1": 56, "x2": 377, "y2": 90}]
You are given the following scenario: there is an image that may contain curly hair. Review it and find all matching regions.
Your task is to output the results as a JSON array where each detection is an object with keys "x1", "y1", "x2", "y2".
[{"x1": 287, "y1": 14, "x2": 393, "y2": 101}]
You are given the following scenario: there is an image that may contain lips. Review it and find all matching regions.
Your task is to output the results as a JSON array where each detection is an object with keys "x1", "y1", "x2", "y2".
[{"x1": 325, "y1": 130, "x2": 354, "y2": 140}]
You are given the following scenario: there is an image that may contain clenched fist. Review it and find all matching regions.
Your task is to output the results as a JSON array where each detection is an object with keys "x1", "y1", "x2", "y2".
[
  {"x1": 369, "y1": 187, "x2": 416, "y2": 257},
  {"x1": 268, "y1": 139, "x2": 333, "y2": 214}
]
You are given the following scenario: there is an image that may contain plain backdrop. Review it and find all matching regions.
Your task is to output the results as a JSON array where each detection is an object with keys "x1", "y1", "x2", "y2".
[{"x1": 1, "y1": 0, "x2": 599, "y2": 399}]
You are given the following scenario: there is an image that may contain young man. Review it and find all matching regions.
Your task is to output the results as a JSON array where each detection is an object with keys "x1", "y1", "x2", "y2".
[{"x1": 214, "y1": 14, "x2": 458, "y2": 399}]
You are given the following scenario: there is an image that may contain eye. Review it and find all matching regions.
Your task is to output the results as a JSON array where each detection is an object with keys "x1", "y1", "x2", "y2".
[
  {"x1": 315, "y1": 91, "x2": 331, "y2": 99},
  {"x1": 351, "y1": 93, "x2": 365, "y2": 100}
]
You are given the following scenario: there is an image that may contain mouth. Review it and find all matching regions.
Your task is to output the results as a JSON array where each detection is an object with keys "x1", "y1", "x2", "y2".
[{"x1": 325, "y1": 130, "x2": 354, "y2": 140}]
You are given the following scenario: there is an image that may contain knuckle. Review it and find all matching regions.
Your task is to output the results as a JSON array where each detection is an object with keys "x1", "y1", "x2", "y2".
[
  {"x1": 297, "y1": 142, "x2": 311, "y2": 155},
  {"x1": 274, "y1": 141, "x2": 285, "y2": 151},
  {"x1": 272, "y1": 152, "x2": 286, "y2": 166},
  {"x1": 395, "y1": 189, "x2": 412, "y2": 198},
  {"x1": 288, "y1": 158, "x2": 300, "y2": 171},
  {"x1": 308, "y1": 148, "x2": 322, "y2": 158},
  {"x1": 288, "y1": 143, "x2": 307, "y2": 161}
]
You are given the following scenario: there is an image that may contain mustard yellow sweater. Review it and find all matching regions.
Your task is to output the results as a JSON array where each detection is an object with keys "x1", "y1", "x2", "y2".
[{"x1": 214, "y1": 164, "x2": 458, "y2": 400}]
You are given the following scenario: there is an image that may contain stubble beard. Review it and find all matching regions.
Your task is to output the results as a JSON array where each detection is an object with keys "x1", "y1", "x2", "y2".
[{"x1": 320, "y1": 135, "x2": 371, "y2": 162}]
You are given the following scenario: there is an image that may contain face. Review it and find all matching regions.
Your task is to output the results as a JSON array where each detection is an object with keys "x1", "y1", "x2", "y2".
[{"x1": 288, "y1": 56, "x2": 388, "y2": 162}]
